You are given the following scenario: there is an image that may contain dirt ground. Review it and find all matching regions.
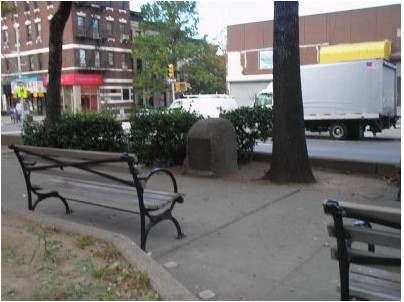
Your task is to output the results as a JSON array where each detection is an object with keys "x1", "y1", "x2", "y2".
[
  {"x1": 1, "y1": 213, "x2": 159, "y2": 301},
  {"x1": 1, "y1": 162, "x2": 399, "y2": 300}
]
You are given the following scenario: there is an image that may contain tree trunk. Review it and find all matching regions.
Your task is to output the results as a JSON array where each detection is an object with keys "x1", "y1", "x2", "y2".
[
  {"x1": 266, "y1": 1, "x2": 315, "y2": 183},
  {"x1": 46, "y1": 1, "x2": 72, "y2": 145}
]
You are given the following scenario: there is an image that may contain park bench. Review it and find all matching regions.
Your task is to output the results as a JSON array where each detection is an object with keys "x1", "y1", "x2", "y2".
[
  {"x1": 323, "y1": 199, "x2": 400, "y2": 301},
  {"x1": 9, "y1": 144, "x2": 185, "y2": 251}
]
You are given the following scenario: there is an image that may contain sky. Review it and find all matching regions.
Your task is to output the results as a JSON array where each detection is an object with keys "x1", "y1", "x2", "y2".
[{"x1": 130, "y1": 1, "x2": 401, "y2": 44}]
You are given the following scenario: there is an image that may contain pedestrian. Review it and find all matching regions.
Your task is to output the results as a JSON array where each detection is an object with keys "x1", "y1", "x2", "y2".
[{"x1": 15, "y1": 101, "x2": 23, "y2": 123}]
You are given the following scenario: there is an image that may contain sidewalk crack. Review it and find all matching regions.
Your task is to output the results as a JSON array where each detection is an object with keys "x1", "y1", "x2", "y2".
[{"x1": 155, "y1": 188, "x2": 301, "y2": 259}]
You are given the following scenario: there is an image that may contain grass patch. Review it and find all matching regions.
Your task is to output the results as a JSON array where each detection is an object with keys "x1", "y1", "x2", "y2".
[
  {"x1": 3, "y1": 216, "x2": 158, "y2": 301},
  {"x1": 2, "y1": 247, "x2": 16, "y2": 263},
  {"x1": 75, "y1": 235, "x2": 96, "y2": 249},
  {"x1": 93, "y1": 243, "x2": 120, "y2": 262}
]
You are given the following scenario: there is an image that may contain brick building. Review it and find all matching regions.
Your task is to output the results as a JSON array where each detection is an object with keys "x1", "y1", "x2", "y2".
[
  {"x1": 226, "y1": 4, "x2": 401, "y2": 108},
  {"x1": 1, "y1": 1, "x2": 133, "y2": 115}
]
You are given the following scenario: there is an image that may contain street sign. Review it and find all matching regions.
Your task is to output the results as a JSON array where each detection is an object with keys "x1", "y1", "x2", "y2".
[
  {"x1": 16, "y1": 86, "x2": 28, "y2": 99},
  {"x1": 175, "y1": 82, "x2": 190, "y2": 93}
]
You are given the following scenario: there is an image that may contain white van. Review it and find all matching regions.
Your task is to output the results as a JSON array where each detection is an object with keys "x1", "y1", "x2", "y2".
[{"x1": 168, "y1": 94, "x2": 239, "y2": 118}]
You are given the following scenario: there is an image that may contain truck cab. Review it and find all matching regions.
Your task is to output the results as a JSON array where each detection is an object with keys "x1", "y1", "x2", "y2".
[{"x1": 254, "y1": 83, "x2": 273, "y2": 109}]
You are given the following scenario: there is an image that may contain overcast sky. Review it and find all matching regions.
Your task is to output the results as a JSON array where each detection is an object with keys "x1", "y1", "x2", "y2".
[{"x1": 130, "y1": 1, "x2": 401, "y2": 43}]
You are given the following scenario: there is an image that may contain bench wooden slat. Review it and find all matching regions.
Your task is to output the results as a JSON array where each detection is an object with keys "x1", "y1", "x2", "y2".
[
  {"x1": 327, "y1": 224, "x2": 401, "y2": 248},
  {"x1": 348, "y1": 272, "x2": 401, "y2": 301},
  {"x1": 334, "y1": 200, "x2": 401, "y2": 226},
  {"x1": 47, "y1": 177, "x2": 180, "y2": 211},
  {"x1": 351, "y1": 265, "x2": 401, "y2": 283},
  {"x1": 330, "y1": 247, "x2": 400, "y2": 268},
  {"x1": 23, "y1": 154, "x2": 133, "y2": 174},
  {"x1": 14, "y1": 144, "x2": 138, "y2": 162}
]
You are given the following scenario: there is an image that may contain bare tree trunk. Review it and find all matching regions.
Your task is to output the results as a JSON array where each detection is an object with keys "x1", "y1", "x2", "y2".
[
  {"x1": 46, "y1": 1, "x2": 72, "y2": 145},
  {"x1": 266, "y1": 1, "x2": 315, "y2": 183}
]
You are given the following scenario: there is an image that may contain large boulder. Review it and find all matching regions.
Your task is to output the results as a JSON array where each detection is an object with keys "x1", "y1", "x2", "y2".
[{"x1": 185, "y1": 118, "x2": 238, "y2": 176}]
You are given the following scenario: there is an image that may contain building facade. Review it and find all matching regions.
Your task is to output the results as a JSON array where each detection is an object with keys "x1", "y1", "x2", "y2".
[
  {"x1": 226, "y1": 4, "x2": 401, "y2": 108},
  {"x1": 1, "y1": 1, "x2": 133, "y2": 115}
]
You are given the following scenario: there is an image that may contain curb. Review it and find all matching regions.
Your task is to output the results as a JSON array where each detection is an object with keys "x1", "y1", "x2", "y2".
[
  {"x1": 1, "y1": 207, "x2": 198, "y2": 301},
  {"x1": 253, "y1": 152, "x2": 399, "y2": 176}
]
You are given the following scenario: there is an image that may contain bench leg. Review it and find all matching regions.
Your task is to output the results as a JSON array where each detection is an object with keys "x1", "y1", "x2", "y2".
[
  {"x1": 140, "y1": 210, "x2": 186, "y2": 251},
  {"x1": 169, "y1": 216, "x2": 186, "y2": 239},
  {"x1": 31, "y1": 189, "x2": 72, "y2": 214}
]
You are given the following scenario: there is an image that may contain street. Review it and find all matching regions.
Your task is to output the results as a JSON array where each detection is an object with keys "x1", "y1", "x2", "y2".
[{"x1": 254, "y1": 127, "x2": 401, "y2": 165}]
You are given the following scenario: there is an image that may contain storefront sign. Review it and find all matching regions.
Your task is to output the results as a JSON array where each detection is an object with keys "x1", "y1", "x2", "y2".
[
  {"x1": 42, "y1": 74, "x2": 103, "y2": 86},
  {"x1": 11, "y1": 77, "x2": 46, "y2": 94}
]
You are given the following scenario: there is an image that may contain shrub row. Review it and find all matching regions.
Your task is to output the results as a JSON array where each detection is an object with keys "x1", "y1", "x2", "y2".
[
  {"x1": 221, "y1": 106, "x2": 272, "y2": 161},
  {"x1": 128, "y1": 108, "x2": 202, "y2": 166},
  {"x1": 22, "y1": 111, "x2": 126, "y2": 152},
  {"x1": 22, "y1": 106, "x2": 272, "y2": 165}
]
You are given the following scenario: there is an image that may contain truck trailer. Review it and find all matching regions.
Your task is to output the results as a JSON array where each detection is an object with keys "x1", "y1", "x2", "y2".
[{"x1": 254, "y1": 59, "x2": 399, "y2": 139}]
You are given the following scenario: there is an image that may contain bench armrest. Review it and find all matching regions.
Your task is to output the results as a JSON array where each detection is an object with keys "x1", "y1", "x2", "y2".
[{"x1": 138, "y1": 168, "x2": 179, "y2": 193}]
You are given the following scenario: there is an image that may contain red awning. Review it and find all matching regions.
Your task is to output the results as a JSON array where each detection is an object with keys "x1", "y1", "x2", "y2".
[{"x1": 42, "y1": 74, "x2": 103, "y2": 86}]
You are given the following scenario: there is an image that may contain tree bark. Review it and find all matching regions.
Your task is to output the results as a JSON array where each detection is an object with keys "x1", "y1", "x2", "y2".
[
  {"x1": 266, "y1": 2, "x2": 315, "y2": 183},
  {"x1": 46, "y1": 2, "x2": 72, "y2": 128}
]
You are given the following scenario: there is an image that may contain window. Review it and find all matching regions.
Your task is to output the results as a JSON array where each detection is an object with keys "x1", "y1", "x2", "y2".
[
  {"x1": 5, "y1": 58, "x2": 10, "y2": 71},
  {"x1": 119, "y1": 2, "x2": 125, "y2": 10},
  {"x1": 121, "y1": 53, "x2": 127, "y2": 69},
  {"x1": 24, "y1": 1, "x2": 30, "y2": 11},
  {"x1": 92, "y1": 18, "x2": 99, "y2": 38},
  {"x1": 37, "y1": 53, "x2": 43, "y2": 70},
  {"x1": 95, "y1": 50, "x2": 100, "y2": 68},
  {"x1": 108, "y1": 52, "x2": 114, "y2": 66},
  {"x1": 106, "y1": 1, "x2": 112, "y2": 7},
  {"x1": 35, "y1": 22, "x2": 41, "y2": 39},
  {"x1": 2, "y1": 29, "x2": 9, "y2": 44},
  {"x1": 106, "y1": 21, "x2": 113, "y2": 37},
  {"x1": 77, "y1": 16, "x2": 85, "y2": 36},
  {"x1": 123, "y1": 88, "x2": 129, "y2": 100},
  {"x1": 79, "y1": 49, "x2": 86, "y2": 67},
  {"x1": 259, "y1": 50, "x2": 273, "y2": 70},
  {"x1": 26, "y1": 24, "x2": 32, "y2": 41},
  {"x1": 119, "y1": 23, "x2": 125, "y2": 35},
  {"x1": 28, "y1": 55, "x2": 35, "y2": 71},
  {"x1": 33, "y1": 1, "x2": 38, "y2": 9}
]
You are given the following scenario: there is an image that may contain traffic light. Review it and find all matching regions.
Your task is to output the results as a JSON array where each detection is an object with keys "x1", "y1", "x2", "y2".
[{"x1": 167, "y1": 64, "x2": 175, "y2": 79}]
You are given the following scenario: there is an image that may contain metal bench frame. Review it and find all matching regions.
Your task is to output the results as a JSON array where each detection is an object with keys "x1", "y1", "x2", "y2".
[
  {"x1": 323, "y1": 199, "x2": 400, "y2": 301},
  {"x1": 10, "y1": 144, "x2": 185, "y2": 251}
]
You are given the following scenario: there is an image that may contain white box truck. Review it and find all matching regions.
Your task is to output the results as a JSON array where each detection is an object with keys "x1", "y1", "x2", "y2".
[{"x1": 254, "y1": 59, "x2": 399, "y2": 139}]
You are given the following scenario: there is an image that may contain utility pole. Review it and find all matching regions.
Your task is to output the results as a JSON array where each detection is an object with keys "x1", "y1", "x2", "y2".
[{"x1": 14, "y1": 17, "x2": 26, "y2": 121}]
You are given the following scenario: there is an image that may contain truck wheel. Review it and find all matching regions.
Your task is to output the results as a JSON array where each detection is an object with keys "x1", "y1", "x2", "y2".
[{"x1": 329, "y1": 123, "x2": 348, "y2": 140}]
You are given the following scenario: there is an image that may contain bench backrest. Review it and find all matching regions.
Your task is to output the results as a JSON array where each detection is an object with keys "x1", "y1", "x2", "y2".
[
  {"x1": 323, "y1": 199, "x2": 401, "y2": 300},
  {"x1": 10, "y1": 144, "x2": 138, "y2": 162},
  {"x1": 9, "y1": 144, "x2": 141, "y2": 189}
]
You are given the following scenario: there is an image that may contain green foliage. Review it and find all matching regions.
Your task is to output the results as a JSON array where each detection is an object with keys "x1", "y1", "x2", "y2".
[
  {"x1": 1, "y1": 2, "x2": 16, "y2": 17},
  {"x1": 134, "y1": 2, "x2": 199, "y2": 100},
  {"x1": 21, "y1": 111, "x2": 126, "y2": 152},
  {"x1": 221, "y1": 106, "x2": 273, "y2": 161},
  {"x1": 181, "y1": 41, "x2": 226, "y2": 94},
  {"x1": 128, "y1": 108, "x2": 202, "y2": 166}
]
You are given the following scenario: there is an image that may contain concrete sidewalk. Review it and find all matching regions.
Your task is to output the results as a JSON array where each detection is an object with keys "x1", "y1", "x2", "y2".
[{"x1": 1, "y1": 147, "x2": 399, "y2": 300}]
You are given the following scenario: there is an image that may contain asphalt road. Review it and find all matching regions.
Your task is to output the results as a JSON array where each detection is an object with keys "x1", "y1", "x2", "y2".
[{"x1": 255, "y1": 129, "x2": 401, "y2": 165}]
